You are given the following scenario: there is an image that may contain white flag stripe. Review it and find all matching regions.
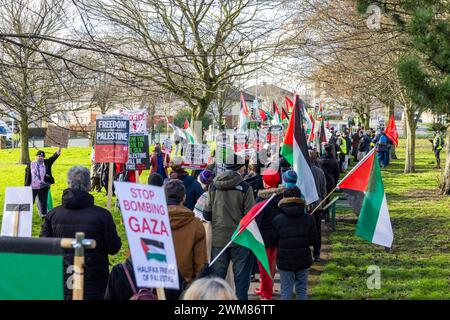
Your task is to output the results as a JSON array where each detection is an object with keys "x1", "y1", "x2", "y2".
[
  {"x1": 293, "y1": 141, "x2": 319, "y2": 205},
  {"x1": 246, "y1": 220, "x2": 265, "y2": 246},
  {"x1": 372, "y1": 194, "x2": 394, "y2": 247}
]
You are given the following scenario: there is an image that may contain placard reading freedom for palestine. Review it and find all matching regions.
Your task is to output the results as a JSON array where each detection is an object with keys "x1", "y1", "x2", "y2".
[{"x1": 95, "y1": 114, "x2": 130, "y2": 163}]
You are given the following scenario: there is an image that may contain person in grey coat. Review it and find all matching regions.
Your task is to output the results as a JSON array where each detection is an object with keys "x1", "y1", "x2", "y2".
[{"x1": 308, "y1": 149, "x2": 327, "y2": 262}]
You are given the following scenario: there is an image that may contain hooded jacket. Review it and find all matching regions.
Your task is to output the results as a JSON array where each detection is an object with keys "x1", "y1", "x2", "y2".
[
  {"x1": 172, "y1": 171, "x2": 204, "y2": 210},
  {"x1": 168, "y1": 204, "x2": 207, "y2": 283},
  {"x1": 255, "y1": 187, "x2": 285, "y2": 248},
  {"x1": 203, "y1": 170, "x2": 255, "y2": 247},
  {"x1": 40, "y1": 188, "x2": 122, "y2": 300},
  {"x1": 318, "y1": 154, "x2": 340, "y2": 192},
  {"x1": 244, "y1": 172, "x2": 264, "y2": 199},
  {"x1": 272, "y1": 197, "x2": 318, "y2": 271}
]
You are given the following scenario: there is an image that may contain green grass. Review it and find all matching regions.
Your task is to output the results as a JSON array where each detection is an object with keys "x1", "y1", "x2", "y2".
[
  {"x1": 311, "y1": 139, "x2": 450, "y2": 300},
  {"x1": 0, "y1": 139, "x2": 448, "y2": 299}
]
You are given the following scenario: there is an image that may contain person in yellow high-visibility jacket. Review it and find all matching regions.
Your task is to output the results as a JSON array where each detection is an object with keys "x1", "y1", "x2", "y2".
[
  {"x1": 336, "y1": 132, "x2": 347, "y2": 172},
  {"x1": 431, "y1": 132, "x2": 444, "y2": 169}
]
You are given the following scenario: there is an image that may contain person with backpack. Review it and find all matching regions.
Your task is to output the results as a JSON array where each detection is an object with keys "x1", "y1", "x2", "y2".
[
  {"x1": 376, "y1": 131, "x2": 389, "y2": 168},
  {"x1": 431, "y1": 131, "x2": 444, "y2": 169},
  {"x1": 272, "y1": 187, "x2": 319, "y2": 300},
  {"x1": 25, "y1": 147, "x2": 61, "y2": 218},
  {"x1": 104, "y1": 252, "x2": 186, "y2": 300},
  {"x1": 165, "y1": 179, "x2": 207, "y2": 284}
]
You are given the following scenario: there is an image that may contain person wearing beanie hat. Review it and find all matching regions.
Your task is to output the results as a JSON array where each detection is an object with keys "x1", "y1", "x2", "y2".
[
  {"x1": 272, "y1": 186, "x2": 319, "y2": 300},
  {"x1": 198, "y1": 170, "x2": 215, "y2": 190},
  {"x1": 25, "y1": 146, "x2": 62, "y2": 218},
  {"x1": 282, "y1": 170, "x2": 298, "y2": 188},
  {"x1": 147, "y1": 172, "x2": 164, "y2": 187},
  {"x1": 203, "y1": 153, "x2": 256, "y2": 300},
  {"x1": 164, "y1": 180, "x2": 207, "y2": 283}
]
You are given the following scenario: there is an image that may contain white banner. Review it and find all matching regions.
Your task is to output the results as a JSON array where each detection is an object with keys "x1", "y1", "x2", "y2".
[
  {"x1": 1, "y1": 187, "x2": 33, "y2": 237},
  {"x1": 162, "y1": 138, "x2": 173, "y2": 155},
  {"x1": 182, "y1": 144, "x2": 210, "y2": 170},
  {"x1": 119, "y1": 109, "x2": 148, "y2": 135},
  {"x1": 114, "y1": 182, "x2": 179, "y2": 290}
]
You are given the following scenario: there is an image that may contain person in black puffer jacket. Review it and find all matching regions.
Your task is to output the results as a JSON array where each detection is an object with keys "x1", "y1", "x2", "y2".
[
  {"x1": 244, "y1": 163, "x2": 264, "y2": 200},
  {"x1": 40, "y1": 166, "x2": 122, "y2": 300},
  {"x1": 318, "y1": 143, "x2": 340, "y2": 195},
  {"x1": 272, "y1": 187, "x2": 318, "y2": 300}
]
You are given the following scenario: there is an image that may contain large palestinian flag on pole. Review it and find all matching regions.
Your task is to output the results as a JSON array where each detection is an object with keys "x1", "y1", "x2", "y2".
[
  {"x1": 280, "y1": 95, "x2": 319, "y2": 205},
  {"x1": 232, "y1": 195, "x2": 275, "y2": 277},
  {"x1": 337, "y1": 148, "x2": 394, "y2": 248}
]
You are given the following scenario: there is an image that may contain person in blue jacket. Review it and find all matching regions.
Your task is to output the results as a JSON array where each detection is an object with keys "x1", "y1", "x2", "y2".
[{"x1": 377, "y1": 131, "x2": 389, "y2": 168}]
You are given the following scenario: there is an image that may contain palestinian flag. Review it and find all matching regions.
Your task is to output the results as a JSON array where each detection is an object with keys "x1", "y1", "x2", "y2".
[
  {"x1": 385, "y1": 115, "x2": 398, "y2": 146},
  {"x1": 280, "y1": 95, "x2": 319, "y2": 205},
  {"x1": 141, "y1": 238, "x2": 167, "y2": 262},
  {"x1": 281, "y1": 107, "x2": 290, "y2": 122},
  {"x1": 272, "y1": 101, "x2": 281, "y2": 125},
  {"x1": 285, "y1": 96, "x2": 294, "y2": 112},
  {"x1": 47, "y1": 189, "x2": 54, "y2": 211},
  {"x1": 259, "y1": 108, "x2": 268, "y2": 121},
  {"x1": 183, "y1": 118, "x2": 195, "y2": 143},
  {"x1": 337, "y1": 149, "x2": 394, "y2": 248},
  {"x1": 239, "y1": 92, "x2": 250, "y2": 131},
  {"x1": 232, "y1": 195, "x2": 275, "y2": 276}
]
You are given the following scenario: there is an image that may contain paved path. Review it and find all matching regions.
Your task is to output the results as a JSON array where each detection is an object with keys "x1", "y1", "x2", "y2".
[{"x1": 248, "y1": 223, "x2": 332, "y2": 300}]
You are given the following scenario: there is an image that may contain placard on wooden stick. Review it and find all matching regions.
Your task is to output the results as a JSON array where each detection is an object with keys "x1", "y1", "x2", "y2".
[
  {"x1": 1, "y1": 187, "x2": 33, "y2": 237},
  {"x1": 44, "y1": 125, "x2": 70, "y2": 148}
]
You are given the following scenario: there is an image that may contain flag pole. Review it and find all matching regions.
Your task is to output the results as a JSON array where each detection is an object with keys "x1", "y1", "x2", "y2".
[
  {"x1": 209, "y1": 194, "x2": 276, "y2": 267},
  {"x1": 309, "y1": 148, "x2": 377, "y2": 215}
]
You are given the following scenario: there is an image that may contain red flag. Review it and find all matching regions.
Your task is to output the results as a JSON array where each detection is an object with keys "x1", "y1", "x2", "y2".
[
  {"x1": 281, "y1": 107, "x2": 289, "y2": 121},
  {"x1": 183, "y1": 118, "x2": 190, "y2": 130},
  {"x1": 385, "y1": 115, "x2": 398, "y2": 146},
  {"x1": 285, "y1": 96, "x2": 294, "y2": 111},
  {"x1": 273, "y1": 101, "x2": 280, "y2": 115},
  {"x1": 259, "y1": 108, "x2": 267, "y2": 121}
]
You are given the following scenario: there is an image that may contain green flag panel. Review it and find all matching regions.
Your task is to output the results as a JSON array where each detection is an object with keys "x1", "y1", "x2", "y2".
[{"x1": 0, "y1": 252, "x2": 63, "y2": 300}]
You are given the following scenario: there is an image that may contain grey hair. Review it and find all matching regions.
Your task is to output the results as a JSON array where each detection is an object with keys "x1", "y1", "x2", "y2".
[
  {"x1": 67, "y1": 166, "x2": 91, "y2": 192},
  {"x1": 182, "y1": 277, "x2": 237, "y2": 300}
]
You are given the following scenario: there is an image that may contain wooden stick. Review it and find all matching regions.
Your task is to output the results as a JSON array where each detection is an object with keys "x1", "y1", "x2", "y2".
[
  {"x1": 156, "y1": 287, "x2": 166, "y2": 300},
  {"x1": 107, "y1": 162, "x2": 114, "y2": 210},
  {"x1": 13, "y1": 210, "x2": 20, "y2": 237},
  {"x1": 310, "y1": 186, "x2": 337, "y2": 215},
  {"x1": 72, "y1": 233, "x2": 85, "y2": 301}
]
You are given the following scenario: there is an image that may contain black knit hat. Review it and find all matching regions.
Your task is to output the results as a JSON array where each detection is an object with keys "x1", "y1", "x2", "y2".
[
  {"x1": 36, "y1": 150, "x2": 45, "y2": 157},
  {"x1": 225, "y1": 154, "x2": 245, "y2": 171},
  {"x1": 148, "y1": 173, "x2": 164, "y2": 187}
]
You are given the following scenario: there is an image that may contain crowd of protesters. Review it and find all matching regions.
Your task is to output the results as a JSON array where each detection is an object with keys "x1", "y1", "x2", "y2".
[{"x1": 28, "y1": 123, "x2": 403, "y2": 301}]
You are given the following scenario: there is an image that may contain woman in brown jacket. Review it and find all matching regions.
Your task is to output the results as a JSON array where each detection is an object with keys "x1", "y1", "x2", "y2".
[{"x1": 164, "y1": 179, "x2": 207, "y2": 283}]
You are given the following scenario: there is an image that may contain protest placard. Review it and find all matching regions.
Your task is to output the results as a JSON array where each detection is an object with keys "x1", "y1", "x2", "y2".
[
  {"x1": 94, "y1": 114, "x2": 130, "y2": 163},
  {"x1": 44, "y1": 124, "x2": 70, "y2": 148},
  {"x1": 182, "y1": 144, "x2": 210, "y2": 170},
  {"x1": 119, "y1": 109, "x2": 148, "y2": 135},
  {"x1": 233, "y1": 133, "x2": 247, "y2": 157},
  {"x1": 126, "y1": 135, "x2": 150, "y2": 171},
  {"x1": 1, "y1": 187, "x2": 33, "y2": 237},
  {"x1": 162, "y1": 138, "x2": 173, "y2": 155},
  {"x1": 114, "y1": 182, "x2": 179, "y2": 290}
]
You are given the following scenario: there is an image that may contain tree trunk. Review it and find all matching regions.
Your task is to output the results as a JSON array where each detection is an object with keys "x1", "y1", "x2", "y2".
[
  {"x1": 440, "y1": 124, "x2": 450, "y2": 195},
  {"x1": 404, "y1": 108, "x2": 416, "y2": 173},
  {"x1": 19, "y1": 117, "x2": 30, "y2": 164}
]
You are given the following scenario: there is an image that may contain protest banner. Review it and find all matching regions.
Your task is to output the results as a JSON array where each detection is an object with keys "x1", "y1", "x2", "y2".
[
  {"x1": 1, "y1": 187, "x2": 33, "y2": 237},
  {"x1": 215, "y1": 132, "x2": 234, "y2": 174},
  {"x1": 94, "y1": 114, "x2": 130, "y2": 164},
  {"x1": 44, "y1": 124, "x2": 70, "y2": 148},
  {"x1": 126, "y1": 135, "x2": 150, "y2": 171},
  {"x1": 114, "y1": 182, "x2": 179, "y2": 295},
  {"x1": 95, "y1": 114, "x2": 130, "y2": 209},
  {"x1": 119, "y1": 109, "x2": 148, "y2": 135},
  {"x1": 182, "y1": 144, "x2": 210, "y2": 170},
  {"x1": 162, "y1": 138, "x2": 173, "y2": 155}
]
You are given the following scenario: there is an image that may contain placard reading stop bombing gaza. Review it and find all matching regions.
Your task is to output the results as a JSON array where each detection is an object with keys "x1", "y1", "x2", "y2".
[{"x1": 114, "y1": 182, "x2": 179, "y2": 290}]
